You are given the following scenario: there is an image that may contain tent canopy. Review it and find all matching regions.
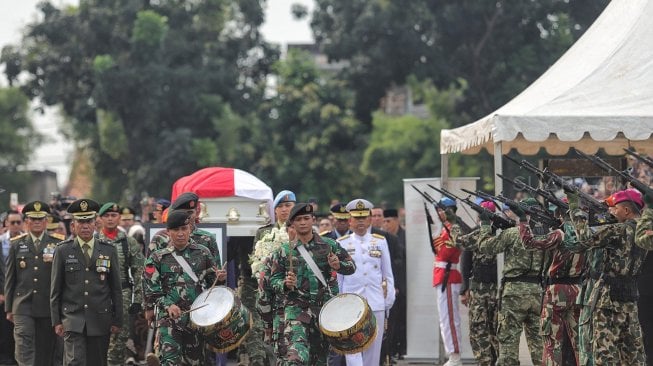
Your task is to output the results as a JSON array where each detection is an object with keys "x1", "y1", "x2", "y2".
[{"x1": 440, "y1": 0, "x2": 653, "y2": 156}]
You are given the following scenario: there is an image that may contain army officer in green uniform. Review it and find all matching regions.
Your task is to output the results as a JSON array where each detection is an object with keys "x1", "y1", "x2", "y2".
[
  {"x1": 50, "y1": 199, "x2": 123, "y2": 366},
  {"x1": 4, "y1": 201, "x2": 62, "y2": 366}
]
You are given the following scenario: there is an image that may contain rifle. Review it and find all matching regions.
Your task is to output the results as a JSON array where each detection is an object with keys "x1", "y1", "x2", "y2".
[
  {"x1": 411, "y1": 184, "x2": 448, "y2": 247},
  {"x1": 574, "y1": 148, "x2": 653, "y2": 199},
  {"x1": 624, "y1": 148, "x2": 653, "y2": 169},
  {"x1": 497, "y1": 173, "x2": 569, "y2": 211},
  {"x1": 463, "y1": 189, "x2": 560, "y2": 229},
  {"x1": 504, "y1": 155, "x2": 608, "y2": 214},
  {"x1": 431, "y1": 186, "x2": 515, "y2": 230}
]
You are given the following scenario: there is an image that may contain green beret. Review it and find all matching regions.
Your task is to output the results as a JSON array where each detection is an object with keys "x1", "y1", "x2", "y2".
[
  {"x1": 99, "y1": 202, "x2": 120, "y2": 216},
  {"x1": 520, "y1": 197, "x2": 540, "y2": 208}
]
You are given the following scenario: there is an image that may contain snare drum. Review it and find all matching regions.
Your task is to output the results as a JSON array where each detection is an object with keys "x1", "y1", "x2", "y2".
[
  {"x1": 319, "y1": 293, "x2": 377, "y2": 355},
  {"x1": 189, "y1": 286, "x2": 252, "y2": 353}
]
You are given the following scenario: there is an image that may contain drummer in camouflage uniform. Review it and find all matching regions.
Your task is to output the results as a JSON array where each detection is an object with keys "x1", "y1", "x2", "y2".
[
  {"x1": 269, "y1": 203, "x2": 355, "y2": 365},
  {"x1": 143, "y1": 210, "x2": 226, "y2": 366},
  {"x1": 563, "y1": 189, "x2": 647, "y2": 365},
  {"x1": 97, "y1": 202, "x2": 144, "y2": 366}
]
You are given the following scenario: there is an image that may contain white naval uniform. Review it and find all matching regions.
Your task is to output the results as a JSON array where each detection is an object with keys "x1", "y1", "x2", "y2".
[{"x1": 337, "y1": 231, "x2": 395, "y2": 366}]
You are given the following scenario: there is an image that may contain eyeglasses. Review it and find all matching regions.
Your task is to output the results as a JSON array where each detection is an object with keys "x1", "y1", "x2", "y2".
[{"x1": 9, "y1": 220, "x2": 23, "y2": 225}]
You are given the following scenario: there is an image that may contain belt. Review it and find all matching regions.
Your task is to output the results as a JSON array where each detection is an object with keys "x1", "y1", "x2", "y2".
[
  {"x1": 434, "y1": 261, "x2": 458, "y2": 270},
  {"x1": 502, "y1": 275, "x2": 541, "y2": 284},
  {"x1": 546, "y1": 276, "x2": 582, "y2": 285}
]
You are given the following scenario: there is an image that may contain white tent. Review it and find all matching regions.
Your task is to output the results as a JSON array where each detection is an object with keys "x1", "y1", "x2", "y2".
[{"x1": 440, "y1": 0, "x2": 653, "y2": 191}]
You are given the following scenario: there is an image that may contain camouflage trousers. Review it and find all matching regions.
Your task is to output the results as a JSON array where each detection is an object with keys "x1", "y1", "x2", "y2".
[
  {"x1": 108, "y1": 288, "x2": 137, "y2": 365},
  {"x1": 276, "y1": 307, "x2": 328, "y2": 366},
  {"x1": 468, "y1": 283, "x2": 498, "y2": 366},
  {"x1": 541, "y1": 285, "x2": 581, "y2": 366},
  {"x1": 578, "y1": 305, "x2": 593, "y2": 366},
  {"x1": 497, "y1": 292, "x2": 543, "y2": 366},
  {"x1": 238, "y1": 274, "x2": 268, "y2": 366},
  {"x1": 591, "y1": 303, "x2": 646, "y2": 365},
  {"x1": 157, "y1": 324, "x2": 204, "y2": 366}
]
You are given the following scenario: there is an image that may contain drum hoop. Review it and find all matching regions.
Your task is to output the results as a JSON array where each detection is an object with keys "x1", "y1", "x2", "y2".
[
  {"x1": 205, "y1": 310, "x2": 253, "y2": 353},
  {"x1": 329, "y1": 323, "x2": 378, "y2": 355},
  {"x1": 190, "y1": 287, "x2": 237, "y2": 330},
  {"x1": 319, "y1": 294, "x2": 371, "y2": 338}
]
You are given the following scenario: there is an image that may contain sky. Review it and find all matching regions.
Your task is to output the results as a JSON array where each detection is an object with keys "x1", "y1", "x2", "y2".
[{"x1": 0, "y1": 0, "x2": 314, "y2": 190}]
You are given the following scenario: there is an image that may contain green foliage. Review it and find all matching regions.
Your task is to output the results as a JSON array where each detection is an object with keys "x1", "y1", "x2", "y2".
[
  {"x1": 251, "y1": 49, "x2": 367, "y2": 204},
  {"x1": 310, "y1": 0, "x2": 609, "y2": 123},
  {"x1": 2, "y1": 0, "x2": 278, "y2": 201},
  {"x1": 0, "y1": 88, "x2": 41, "y2": 169}
]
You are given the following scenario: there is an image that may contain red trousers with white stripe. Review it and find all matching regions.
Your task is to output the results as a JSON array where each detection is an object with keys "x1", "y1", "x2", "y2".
[{"x1": 436, "y1": 283, "x2": 462, "y2": 356}]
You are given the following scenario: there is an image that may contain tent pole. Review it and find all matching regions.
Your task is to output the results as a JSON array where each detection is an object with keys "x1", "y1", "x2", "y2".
[
  {"x1": 441, "y1": 153, "x2": 449, "y2": 189},
  {"x1": 494, "y1": 142, "x2": 503, "y2": 195}
]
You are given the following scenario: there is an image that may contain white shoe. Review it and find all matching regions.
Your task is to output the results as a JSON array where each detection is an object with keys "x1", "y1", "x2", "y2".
[{"x1": 443, "y1": 358, "x2": 462, "y2": 366}]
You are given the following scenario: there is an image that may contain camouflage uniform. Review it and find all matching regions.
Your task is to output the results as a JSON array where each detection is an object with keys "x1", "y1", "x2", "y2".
[
  {"x1": 241, "y1": 222, "x2": 285, "y2": 366},
  {"x1": 521, "y1": 220, "x2": 584, "y2": 366},
  {"x1": 452, "y1": 227, "x2": 498, "y2": 366},
  {"x1": 98, "y1": 230, "x2": 145, "y2": 366},
  {"x1": 635, "y1": 207, "x2": 653, "y2": 366},
  {"x1": 476, "y1": 224, "x2": 544, "y2": 366},
  {"x1": 269, "y1": 235, "x2": 355, "y2": 365},
  {"x1": 143, "y1": 242, "x2": 217, "y2": 366},
  {"x1": 636, "y1": 207, "x2": 653, "y2": 250},
  {"x1": 566, "y1": 212, "x2": 647, "y2": 365},
  {"x1": 149, "y1": 228, "x2": 221, "y2": 264}
]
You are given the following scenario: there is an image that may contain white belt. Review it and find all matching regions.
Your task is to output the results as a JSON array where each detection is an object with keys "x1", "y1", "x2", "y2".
[{"x1": 434, "y1": 261, "x2": 458, "y2": 270}]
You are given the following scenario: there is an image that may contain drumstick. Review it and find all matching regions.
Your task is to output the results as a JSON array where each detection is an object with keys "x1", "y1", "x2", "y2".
[
  {"x1": 180, "y1": 303, "x2": 209, "y2": 315},
  {"x1": 204, "y1": 261, "x2": 228, "y2": 301},
  {"x1": 288, "y1": 240, "x2": 296, "y2": 290}
]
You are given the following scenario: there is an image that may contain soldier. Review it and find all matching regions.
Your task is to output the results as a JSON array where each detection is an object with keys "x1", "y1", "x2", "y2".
[
  {"x1": 337, "y1": 198, "x2": 395, "y2": 366},
  {"x1": 143, "y1": 210, "x2": 226, "y2": 366},
  {"x1": 269, "y1": 203, "x2": 355, "y2": 365},
  {"x1": 449, "y1": 201, "x2": 499, "y2": 366},
  {"x1": 3, "y1": 201, "x2": 62, "y2": 366},
  {"x1": 565, "y1": 188, "x2": 647, "y2": 364},
  {"x1": 515, "y1": 200, "x2": 583, "y2": 366},
  {"x1": 476, "y1": 198, "x2": 545, "y2": 366},
  {"x1": 322, "y1": 203, "x2": 351, "y2": 240},
  {"x1": 153, "y1": 199, "x2": 170, "y2": 224},
  {"x1": 50, "y1": 199, "x2": 123, "y2": 365},
  {"x1": 119, "y1": 207, "x2": 136, "y2": 233},
  {"x1": 250, "y1": 190, "x2": 296, "y2": 366},
  {"x1": 383, "y1": 208, "x2": 407, "y2": 360},
  {"x1": 635, "y1": 189, "x2": 653, "y2": 365},
  {"x1": 97, "y1": 202, "x2": 145, "y2": 366}
]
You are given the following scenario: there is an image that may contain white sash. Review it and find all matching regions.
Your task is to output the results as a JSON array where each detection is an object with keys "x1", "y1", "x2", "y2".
[
  {"x1": 171, "y1": 251, "x2": 199, "y2": 284},
  {"x1": 296, "y1": 244, "x2": 329, "y2": 290}
]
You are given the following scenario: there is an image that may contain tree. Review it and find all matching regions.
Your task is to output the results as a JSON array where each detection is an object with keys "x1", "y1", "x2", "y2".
[
  {"x1": 249, "y1": 49, "x2": 368, "y2": 204},
  {"x1": 308, "y1": 0, "x2": 610, "y2": 123},
  {"x1": 2, "y1": 0, "x2": 278, "y2": 202},
  {"x1": 0, "y1": 87, "x2": 42, "y2": 210}
]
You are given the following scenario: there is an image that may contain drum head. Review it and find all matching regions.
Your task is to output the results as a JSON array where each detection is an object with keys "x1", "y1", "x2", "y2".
[
  {"x1": 190, "y1": 286, "x2": 235, "y2": 327},
  {"x1": 319, "y1": 294, "x2": 367, "y2": 332}
]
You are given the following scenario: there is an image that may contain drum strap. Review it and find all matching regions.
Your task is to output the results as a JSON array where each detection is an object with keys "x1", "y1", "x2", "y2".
[
  {"x1": 297, "y1": 244, "x2": 331, "y2": 294},
  {"x1": 171, "y1": 252, "x2": 199, "y2": 283}
]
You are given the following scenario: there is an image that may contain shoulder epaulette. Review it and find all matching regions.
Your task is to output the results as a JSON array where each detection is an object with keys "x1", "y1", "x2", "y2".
[
  {"x1": 372, "y1": 233, "x2": 386, "y2": 239},
  {"x1": 319, "y1": 230, "x2": 331, "y2": 236},
  {"x1": 48, "y1": 233, "x2": 66, "y2": 241},
  {"x1": 57, "y1": 238, "x2": 74, "y2": 247},
  {"x1": 337, "y1": 234, "x2": 350, "y2": 241},
  {"x1": 10, "y1": 233, "x2": 28, "y2": 242},
  {"x1": 97, "y1": 239, "x2": 113, "y2": 246}
]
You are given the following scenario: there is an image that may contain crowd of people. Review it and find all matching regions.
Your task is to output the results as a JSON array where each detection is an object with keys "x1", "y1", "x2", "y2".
[{"x1": 1, "y1": 165, "x2": 652, "y2": 366}]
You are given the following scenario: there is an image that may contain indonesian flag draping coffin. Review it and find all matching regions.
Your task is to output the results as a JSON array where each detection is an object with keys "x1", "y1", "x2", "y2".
[{"x1": 171, "y1": 167, "x2": 274, "y2": 237}]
